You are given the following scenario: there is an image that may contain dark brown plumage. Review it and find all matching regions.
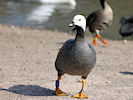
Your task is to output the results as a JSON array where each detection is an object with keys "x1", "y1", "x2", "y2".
[{"x1": 86, "y1": 0, "x2": 113, "y2": 45}]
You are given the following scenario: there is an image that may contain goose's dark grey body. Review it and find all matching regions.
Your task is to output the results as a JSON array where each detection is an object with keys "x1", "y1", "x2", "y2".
[{"x1": 55, "y1": 27, "x2": 96, "y2": 77}]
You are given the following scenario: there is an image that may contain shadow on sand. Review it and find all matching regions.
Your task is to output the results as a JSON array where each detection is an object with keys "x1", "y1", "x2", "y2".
[
  {"x1": 0, "y1": 85, "x2": 55, "y2": 96},
  {"x1": 120, "y1": 71, "x2": 133, "y2": 75}
]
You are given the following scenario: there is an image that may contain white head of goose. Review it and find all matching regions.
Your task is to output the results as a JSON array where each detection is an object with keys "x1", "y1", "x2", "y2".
[
  {"x1": 86, "y1": 0, "x2": 113, "y2": 45},
  {"x1": 55, "y1": 15, "x2": 96, "y2": 98}
]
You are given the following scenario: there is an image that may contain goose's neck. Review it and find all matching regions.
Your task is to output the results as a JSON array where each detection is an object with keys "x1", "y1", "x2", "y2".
[
  {"x1": 100, "y1": 0, "x2": 110, "y2": 9},
  {"x1": 75, "y1": 26, "x2": 85, "y2": 41}
]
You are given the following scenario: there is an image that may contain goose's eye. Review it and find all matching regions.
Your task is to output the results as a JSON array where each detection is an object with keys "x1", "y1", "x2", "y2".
[{"x1": 79, "y1": 19, "x2": 81, "y2": 21}]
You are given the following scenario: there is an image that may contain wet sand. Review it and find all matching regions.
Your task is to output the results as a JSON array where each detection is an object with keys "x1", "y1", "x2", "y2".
[{"x1": 0, "y1": 24, "x2": 133, "y2": 100}]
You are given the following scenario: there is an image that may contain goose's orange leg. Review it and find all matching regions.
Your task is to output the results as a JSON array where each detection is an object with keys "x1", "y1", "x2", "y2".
[
  {"x1": 55, "y1": 76, "x2": 67, "y2": 96},
  {"x1": 96, "y1": 34, "x2": 110, "y2": 45},
  {"x1": 92, "y1": 36, "x2": 99, "y2": 45},
  {"x1": 73, "y1": 80, "x2": 88, "y2": 99}
]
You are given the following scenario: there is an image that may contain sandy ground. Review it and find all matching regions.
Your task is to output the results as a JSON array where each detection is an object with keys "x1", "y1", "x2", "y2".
[{"x1": 0, "y1": 24, "x2": 133, "y2": 100}]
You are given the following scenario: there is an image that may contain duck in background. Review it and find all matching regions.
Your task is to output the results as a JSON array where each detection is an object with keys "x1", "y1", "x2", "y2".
[
  {"x1": 38, "y1": 0, "x2": 76, "y2": 6},
  {"x1": 86, "y1": 0, "x2": 113, "y2": 45},
  {"x1": 27, "y1": 3, "x2": 75, "y2": 24},
  {"x1": 55, "y1": 15, "x2": 96, "y2": 98},
  {"x1": 27, "y1": 4, "x2": 56, "y2": 23},
  {"x1": 119, "y1": 16, "x2": 133, "y2": 43},
  {"x1": 13, "y1": 0, "x2": 76, "y2": 6}
]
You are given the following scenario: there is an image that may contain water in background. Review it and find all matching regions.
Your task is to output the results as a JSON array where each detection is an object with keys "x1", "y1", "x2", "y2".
[{"x1": 0, "y1": 0, "x2": 133, "y2": 40}]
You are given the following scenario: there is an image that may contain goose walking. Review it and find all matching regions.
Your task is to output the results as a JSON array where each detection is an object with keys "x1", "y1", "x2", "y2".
[
  {"x1": 86, "y1": 0, "x2": 113, "y2": 45},
  {"x1": 119, "y1": 16, "x2": 133, "y2": 42},
  {"x1": 55, "y1": 15, "x2": 96, "y2": 98}
]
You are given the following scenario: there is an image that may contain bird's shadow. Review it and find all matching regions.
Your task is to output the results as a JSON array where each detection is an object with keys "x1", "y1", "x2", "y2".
[
  {"x1": 120, "y1": 71, "x2": 133, "y2": 75},
  {"x1": 0, "y1": 85, "x2": 55, "y2": 96}
]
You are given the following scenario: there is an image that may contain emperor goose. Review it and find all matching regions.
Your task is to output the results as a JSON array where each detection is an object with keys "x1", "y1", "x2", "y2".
[{"x1": 55, "y1": 15, "x2": 96, "y2": 98}]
